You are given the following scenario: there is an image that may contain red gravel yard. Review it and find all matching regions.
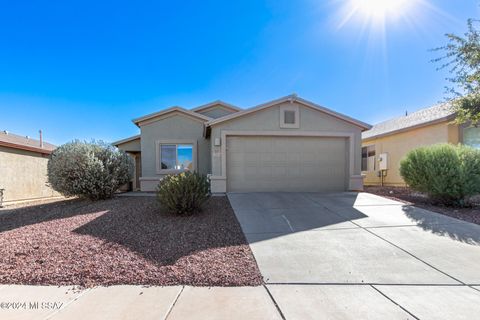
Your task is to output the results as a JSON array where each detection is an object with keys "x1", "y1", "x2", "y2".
[{"x1": 0, "y1": 196, "x2": 262, "y2": 287}]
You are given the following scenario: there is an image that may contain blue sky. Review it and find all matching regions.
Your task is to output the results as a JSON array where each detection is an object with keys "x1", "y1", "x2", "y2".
[{"x1": 0, "y1": 0, "x2": 478, "y2": 145}]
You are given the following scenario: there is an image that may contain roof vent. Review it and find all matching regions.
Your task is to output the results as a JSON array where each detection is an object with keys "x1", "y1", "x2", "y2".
[
  {"x1": 288, "y1": 93, "x2": 297, "y2": 103},
  {"x1": 3, "y1": 130, "x2": 7, "y2": 135},
  {"x1": 26, "y1": 135, "x2": 30, "y2": 139},
  {"x1": 39, "y1": 130, "x2": 43, "y2": 148}
]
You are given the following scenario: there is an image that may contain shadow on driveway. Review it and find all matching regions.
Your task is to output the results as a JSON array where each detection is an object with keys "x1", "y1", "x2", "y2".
[
  {"x1": 402, "y1": 205, "x2": 480, "y2": 245},
  {"x1": 228, "y1": 192, "x2": 480, "y2": 246},
  {"x1": 228, "y1": 192, "x2": 480, "y2": 285}
]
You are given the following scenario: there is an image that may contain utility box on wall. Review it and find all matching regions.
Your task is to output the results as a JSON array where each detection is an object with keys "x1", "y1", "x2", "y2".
[{"x1": 378, "y1": 153, "x2": 388, "y2": 171}]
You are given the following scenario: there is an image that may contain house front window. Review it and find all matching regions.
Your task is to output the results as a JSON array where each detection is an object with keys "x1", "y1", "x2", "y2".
[
  {"x1": 361, "y1": 145, "x2": 376, "y2": 172},
  {"x1": 160, "y1": 144, "x2": 177, "y2": 169},
  {"x1": 156, "y1": 140, "x2": 196, "y2": 173},
  {"x1": 463, "y1": 126, "x2": 480, "y2": 149}
]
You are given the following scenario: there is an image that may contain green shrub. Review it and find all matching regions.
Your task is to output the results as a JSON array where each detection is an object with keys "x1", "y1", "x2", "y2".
[
  {"x1": 47, "y1": 141, "x2": 133, "y2": 200},
  {"x1": 156, "y1": 171, "x2": 210, "y2": 215},
  {"x1": 400, "y1": 143, "x2": 480, "y2": 206}
]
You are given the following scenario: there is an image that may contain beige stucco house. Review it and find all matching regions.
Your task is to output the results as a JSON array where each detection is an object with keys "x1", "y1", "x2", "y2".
[
  {"x1": 362, "y1": 103, "x2": 480, "y2": 186},
  {"x1": 114, "y1": 95, "x2": 371, "y2": 193},
  {"x1": 0, "y1": 131, "x2": 60, "y2": 205}
]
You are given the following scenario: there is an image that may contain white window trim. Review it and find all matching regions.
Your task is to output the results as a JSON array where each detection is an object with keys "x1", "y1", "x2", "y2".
[
  {"x1": 280, "y1": 105, "x2": 300, "y2": 128},
  {"x1": 155, "y1": 139, "x2": 197, "y2": 174}
]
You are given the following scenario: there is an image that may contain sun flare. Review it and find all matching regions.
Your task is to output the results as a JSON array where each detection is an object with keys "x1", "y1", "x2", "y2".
[
  {"x1": 352, "y1": 0, "x2": 411, "y2": 20},
  {"x1": 331, "y1": 0, "x2": 432, "y2": 71},
  {"x1": 336, "y1": 0, "x2": 420, "y2": 30}
]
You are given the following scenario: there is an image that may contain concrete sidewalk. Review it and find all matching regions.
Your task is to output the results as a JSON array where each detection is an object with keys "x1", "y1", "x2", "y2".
[{"x1": 1, "y1": 284, "x2": 480, "y2": 320}]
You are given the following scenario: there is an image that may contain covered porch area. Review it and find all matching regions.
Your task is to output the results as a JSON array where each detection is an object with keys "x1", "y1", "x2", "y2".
[{"x1": 113, "y1": 135, "x2": 141, "y2": 191}]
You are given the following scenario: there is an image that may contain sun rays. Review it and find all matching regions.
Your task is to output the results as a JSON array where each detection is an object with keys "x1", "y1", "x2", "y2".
[
  {"x1": 332, "y1": 0, "x2": 456, "y2": 40},
  {"x1": 336, "y1": 0, "x2": 420, "y2": 33}
]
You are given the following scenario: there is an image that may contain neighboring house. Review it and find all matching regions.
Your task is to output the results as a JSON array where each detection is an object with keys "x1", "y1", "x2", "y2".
[
  {"x1": 0, "y1": 130, "x2": 60, "y2": 205},
  {"x1": 362, "y1": 103, "x2": 480, "y2": 186},
  {"x1": 113, "y1": 94, "x2": 371, "y2": 193}
]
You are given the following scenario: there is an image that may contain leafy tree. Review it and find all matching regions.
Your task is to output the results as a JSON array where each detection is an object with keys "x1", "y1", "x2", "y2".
[
  {"x1": 48, "y1": 141, "x2": 133, "y2": 200},
  {"x1": 433, "y1": 19, "x2": 480, "y2": 125}
]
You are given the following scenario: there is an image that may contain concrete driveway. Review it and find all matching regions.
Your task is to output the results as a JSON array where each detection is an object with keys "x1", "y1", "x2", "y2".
[{"x1": 228, "y1": 192, "x2": 480, "y2": 319}]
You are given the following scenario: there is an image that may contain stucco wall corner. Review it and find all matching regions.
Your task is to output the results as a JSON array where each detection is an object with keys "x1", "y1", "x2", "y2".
[
  {"x1": 209, "y1": 175, "x2": 226, "y2": 193},
  {"x1": 349, "y1": 175, "x2": 364, "y2": 191},
  {"x1": 139, "y1": 177, "x2": 161, "y2": 192}
]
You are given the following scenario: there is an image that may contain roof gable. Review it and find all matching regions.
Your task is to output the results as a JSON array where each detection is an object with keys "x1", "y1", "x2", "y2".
[
  {"x1": 206, "y1": 94, "x2": 371, "y2": 130},
  {"x1": 132, "y1": 106, "x2": 211, "y2": 127},
  {"x1": 362, "y1": 102, "x2": 455, "y2": 140},
  {"x1": 196, "y1": 105, "x2": 239, "y2": 119},
  {"x1": 191, "y1": 100, "x2": 241, "y2": 114}
]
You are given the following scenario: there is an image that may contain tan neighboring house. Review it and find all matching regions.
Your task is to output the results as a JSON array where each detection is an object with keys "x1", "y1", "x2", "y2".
[
  {"x1": 0, "y1": 131, "x2": 60, "y2": 206},
  {"x1": 114, "y1": 94, "x2": 371, "y2": 193},
  {"x1": 361, "y1": 103, "x2": 480, "y2": 186}
]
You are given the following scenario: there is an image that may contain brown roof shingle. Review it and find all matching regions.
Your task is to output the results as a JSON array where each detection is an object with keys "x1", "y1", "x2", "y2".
[
  {"x1": 362, "y1": 102, "x2": 456, "y2": 140},
  {"x1": 0, "y1": 131, "x2": 56, "y2": 154}
]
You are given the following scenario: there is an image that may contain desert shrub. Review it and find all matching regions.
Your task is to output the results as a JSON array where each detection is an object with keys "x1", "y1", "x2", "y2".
[
  {"x1": 156, "y1": 171, "x2": 210, "y2": 215},
  {"x1": 400, "y1": 143, "x2": 480, "y2": 206},
  {"x1": 48, "y1": 141, "x2": 133, "y2": 200}
]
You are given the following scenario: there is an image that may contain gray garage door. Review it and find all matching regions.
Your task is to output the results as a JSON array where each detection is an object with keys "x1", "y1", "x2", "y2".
[{"x1": 226, "y1": 136, "x2": 347, "y2": 192}]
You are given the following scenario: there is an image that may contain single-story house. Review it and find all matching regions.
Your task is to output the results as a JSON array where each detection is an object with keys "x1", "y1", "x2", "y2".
[
  {"x1": 113, "y1": 94, "x2": 371, "y2": 193},
  {"x1": 362, "y1": 102, "x2": 480, "y2": 186},
  {"x1": 0, "y1": 130, "x2": 60, "y2": 205}
]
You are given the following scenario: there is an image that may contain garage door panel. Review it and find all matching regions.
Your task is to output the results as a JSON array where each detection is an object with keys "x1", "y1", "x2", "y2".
[
  {"x1": 271, "y1": 166, "x2": 288, "y2": 177},
  {"x1": 271, "y1": 152, "x2": 287, "y2": 164},
  {"x1": 288, "y1": 166, "x2": 301, "y2": 177},
  {"x1": 260, "y1": 153, "x2": 273, "y2": 162},
  {"x1": 286, "y1": 153, "x2": 300, "y2": 163},
  {"x1": 226, "y1": 136, "x2": 347, "y2": 192},
  {"x1": 262, "y1": 166, "x2": 274, "y2": 176}
]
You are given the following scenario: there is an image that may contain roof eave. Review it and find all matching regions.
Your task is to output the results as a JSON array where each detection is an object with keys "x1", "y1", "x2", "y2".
[
  {"x1": 295, "y1": 96, "x2": 372, "y2": 131},
  {"x1": 207, "y1": 94, "x2": 372, "y2": 130},
  {"x1": 191, "y1": 100, "x2": 242, "y2": 113},
  {"x1": 132, "y1": 107, "x2": 212, "y2": 127},
  {"x1": 0, "y1": 140, "x2": 53, "y2": 155},
  {"x1": 112, "y1": 134, "x2": 141, "y2": 146},
  {"x1": 362, "y1": 114, "x2": 456, "y2": 141}
]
